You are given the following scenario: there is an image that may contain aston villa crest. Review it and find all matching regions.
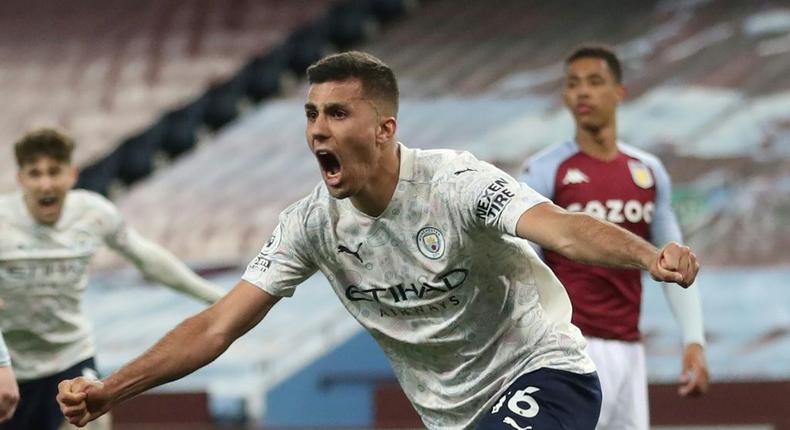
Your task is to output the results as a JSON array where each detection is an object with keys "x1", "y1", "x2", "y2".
[{"x1": 627, "y1": 160, "x2": 654, "y2": 189}]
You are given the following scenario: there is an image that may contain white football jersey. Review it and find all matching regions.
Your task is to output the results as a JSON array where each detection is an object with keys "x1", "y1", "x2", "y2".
[
  {"x1": 0, "y1": 190, "x2": 127, "y2": 380},
  {"x1": 243, "y1": 144, "x2": 594, "y2": 429}
]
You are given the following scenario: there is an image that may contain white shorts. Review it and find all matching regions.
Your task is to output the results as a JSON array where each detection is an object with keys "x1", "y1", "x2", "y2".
[{"x1": 586, "y1": 337, "x2": 649, "y2": 430}]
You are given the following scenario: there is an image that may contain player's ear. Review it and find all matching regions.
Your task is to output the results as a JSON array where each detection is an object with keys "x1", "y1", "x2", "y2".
[
  {"x1": 68, "y1": 165, "x2": 79, "y2": 188},
  {"x1": 377, "y1": 116, "x2": 397, "y2": 144},
  {"x1": 616, "y1": 84, "x2": 627, "y2": 103}
]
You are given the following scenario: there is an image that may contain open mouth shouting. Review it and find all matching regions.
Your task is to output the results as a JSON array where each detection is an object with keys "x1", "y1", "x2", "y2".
[
  {"x1": 315, "y1": 149, "x2": 343, "y2": 188},
  {"x1": 27, "y1": 194, "x2": 64, "y2": 224},
  {"x1": 36, "y1": 195, "x2": 62, "y2": 217}
]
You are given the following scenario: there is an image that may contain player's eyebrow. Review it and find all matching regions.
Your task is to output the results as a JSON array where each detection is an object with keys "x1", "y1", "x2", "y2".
[
  {"x1": 566, "y1": 71, "x2": 604, "y2": 81},
  {"x1": 305, "y1": 100, "x2": 357, "y2": 110},
  {"x1": 325, "y1": 102, "x2": 351, "y2": 111},
  {"x1": 305, "y1": 97, "x2": 384, "y2": 119}
]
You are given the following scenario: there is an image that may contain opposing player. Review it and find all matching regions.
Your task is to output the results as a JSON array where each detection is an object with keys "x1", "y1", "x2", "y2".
[
  {"x1": 521, "y1": 45, "x2": 708, "y2": 429},
  {"x1": 57, "y1": 52, "x2": 699, "y2": 430},
  {"x1": 0, "y1": 129, "x2": 225, "y2": 430}
]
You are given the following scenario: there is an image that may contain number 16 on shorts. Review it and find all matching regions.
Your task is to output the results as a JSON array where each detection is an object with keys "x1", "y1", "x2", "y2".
[
  {"x1": 490, "y1": 386, "x2": 540, "y2": 430},
  {"x1": 477, "y1": 368, "x2": 602, "y2": 430}
]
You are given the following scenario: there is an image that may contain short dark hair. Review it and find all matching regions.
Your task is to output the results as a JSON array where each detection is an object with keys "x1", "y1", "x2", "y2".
[
  {"x1": 307, "y1": 51, "x2": 399, "y2": 116},
  {"x1": 565, "y1": 45, "x2": 623, "y2": 83},
  {"x1": 14, "y1": 128, "x2": 75, "y2": 167}
]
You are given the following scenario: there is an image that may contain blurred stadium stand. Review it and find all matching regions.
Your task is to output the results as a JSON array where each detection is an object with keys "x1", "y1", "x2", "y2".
[
  {"x1": 2, "y1": 0, "x2": 789, "y2": 428},
  {"x1": 0, "y1": 0, "x2": 335, "y2": 193},
  {"x1": 109, "y1": 0, "x2": 790, "y2": 268}
]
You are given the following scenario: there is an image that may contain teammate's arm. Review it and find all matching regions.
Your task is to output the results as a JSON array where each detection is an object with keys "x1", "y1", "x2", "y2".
[
  {"x1": 650, "y1": 160, "x2": 708, "y2": 396},
  {"x1": 0, "y1": 331, "x2": 19, "y2": 423},
  {"x1": 108, "y1": 228, "x2": 225, "y2": 303},
  {"x1": 57, "y1": 280, "x2": 278, "y2": 427},
  {"x1": 0, "y1": 367, "x2": 18, "y2": 423},
  {"x1": 516, "y1": 202, "x2": 698, "y2": 287}
]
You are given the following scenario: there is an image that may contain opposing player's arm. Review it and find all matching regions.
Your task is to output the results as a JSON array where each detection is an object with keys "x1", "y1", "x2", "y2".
[
  {"x1": 108, "y1": 228, "x2": 224, "y2": 304},
  {"x1": 649, "y1": 158, "x2": 708, "y2": 396},
  {"x1": 515, "y1": 202, "x2": 698, "y2": 287},
  {"x1": 518, "y1": 160, "x2": 552, "y2": 198},
  {"x1": 58, "y1": 280, "x2": 279, "y2": 427},
  {"x1": 650, "y1": 158, "x2": 705, "y2": 344}
]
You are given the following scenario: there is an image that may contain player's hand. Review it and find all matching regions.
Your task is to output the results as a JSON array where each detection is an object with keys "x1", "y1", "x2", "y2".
[
  {"x1": 678, "y1": 343, "x2": 709, "y2": 397},
  {"x1": 57, "y1": 377, "x2": 112, "y2": 427},
  {"x1": 0, "y1": 366, "x2": 20, "y2": 423},
  {"x1": 649, "y1": 242, "x2": 699, "y2": 288}
]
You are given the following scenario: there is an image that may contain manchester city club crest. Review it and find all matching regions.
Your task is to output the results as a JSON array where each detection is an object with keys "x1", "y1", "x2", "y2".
[
  {"x1": 627, "y1": 160, "x2": 655, "y2": 189},
  {"x1": 416, "y1": 226, "x2": 445, "y2": 259}
]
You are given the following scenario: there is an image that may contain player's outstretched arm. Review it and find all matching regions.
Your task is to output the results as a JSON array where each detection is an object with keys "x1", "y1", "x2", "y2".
[
  {"x1": 57, "y1": 281, "x2": 280, "y2": 427},
  {"x1": 516, "y1": 202, "x2": 699, "y2": 287},
  {"x1": 112, "y1": 228, "x2": 225, "y2": 303}
]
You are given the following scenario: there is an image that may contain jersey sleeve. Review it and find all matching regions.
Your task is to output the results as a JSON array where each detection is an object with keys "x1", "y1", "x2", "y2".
[
  {"x1": 454, "y1": 157, "x2": 549, "y2": 236},
  {"x1": 519, "y1": 157, "x2": 554, "y2": 199},
  {"x1": 82, "y1": 192, "x2": 131, "y2": 251},
  {"x1": 0, "y1": 330, "x2": 10, "y2": 366},
  {"x1": 241, "y1": 206, "x2": 318, "y2": 297},
  {"x1": 649, "y1": 158, "x2": 682, "y2": 245},
  {"x1": 647, "y1": 157, "x2": 706, "y2": 345}
]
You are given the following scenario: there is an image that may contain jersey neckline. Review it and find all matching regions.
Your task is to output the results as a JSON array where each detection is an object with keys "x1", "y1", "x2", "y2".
[{"x1": 341, "y1": 142, "x2": 414, "y2": 221}]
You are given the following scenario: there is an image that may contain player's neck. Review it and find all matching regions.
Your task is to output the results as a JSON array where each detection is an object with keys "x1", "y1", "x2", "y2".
[
  {"x1": 350, "y1": 144, "x2": 400, "y2": 217},
  {"x1": 575, "y1": 124, "x2": 618, "y2": 161}
]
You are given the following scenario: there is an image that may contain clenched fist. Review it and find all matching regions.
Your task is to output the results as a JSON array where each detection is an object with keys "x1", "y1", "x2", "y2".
[{"x1": 649, "y1": 242, "x2": 699, "y2": 288}]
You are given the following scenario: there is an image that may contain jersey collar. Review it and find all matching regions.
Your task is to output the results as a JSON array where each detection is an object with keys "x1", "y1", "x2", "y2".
[{"x1": 397, "y1": 142, "x2": 416, "y2": 181}]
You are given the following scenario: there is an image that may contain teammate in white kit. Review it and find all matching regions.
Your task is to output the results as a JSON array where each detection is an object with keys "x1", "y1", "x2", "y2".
[
  {"x1": 521, "y1": 46, "x2": 708, "y2": 430},
  {"x1": 57, "y1": 52, "x2": 699, "y2": 429},
  {"x1": 0, "y1": 129, "x2": 225, "y2": 430}
]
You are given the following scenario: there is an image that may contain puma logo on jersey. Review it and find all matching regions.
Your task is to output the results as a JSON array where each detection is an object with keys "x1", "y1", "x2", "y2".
[
  {"x1": 337, "y1": 243, "x2": 364, "y2": 263},
  {"x1": 566, "y1": 199, "x2": 655, "y2": 224},
  {"x1": 454, "y1": 168, "x2": 477, "y2": 175},
  {"x1": 562, "y1": 168, "x2": 589, "y2": 185}
]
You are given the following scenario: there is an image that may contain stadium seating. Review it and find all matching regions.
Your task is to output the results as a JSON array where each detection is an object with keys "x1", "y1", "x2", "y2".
[
  {"x1": 0, "y1": 0, "x2": 335, "y2": 192},
  {"x1": 114, "y1": 0, "x2": 790, "y2": 267}
]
